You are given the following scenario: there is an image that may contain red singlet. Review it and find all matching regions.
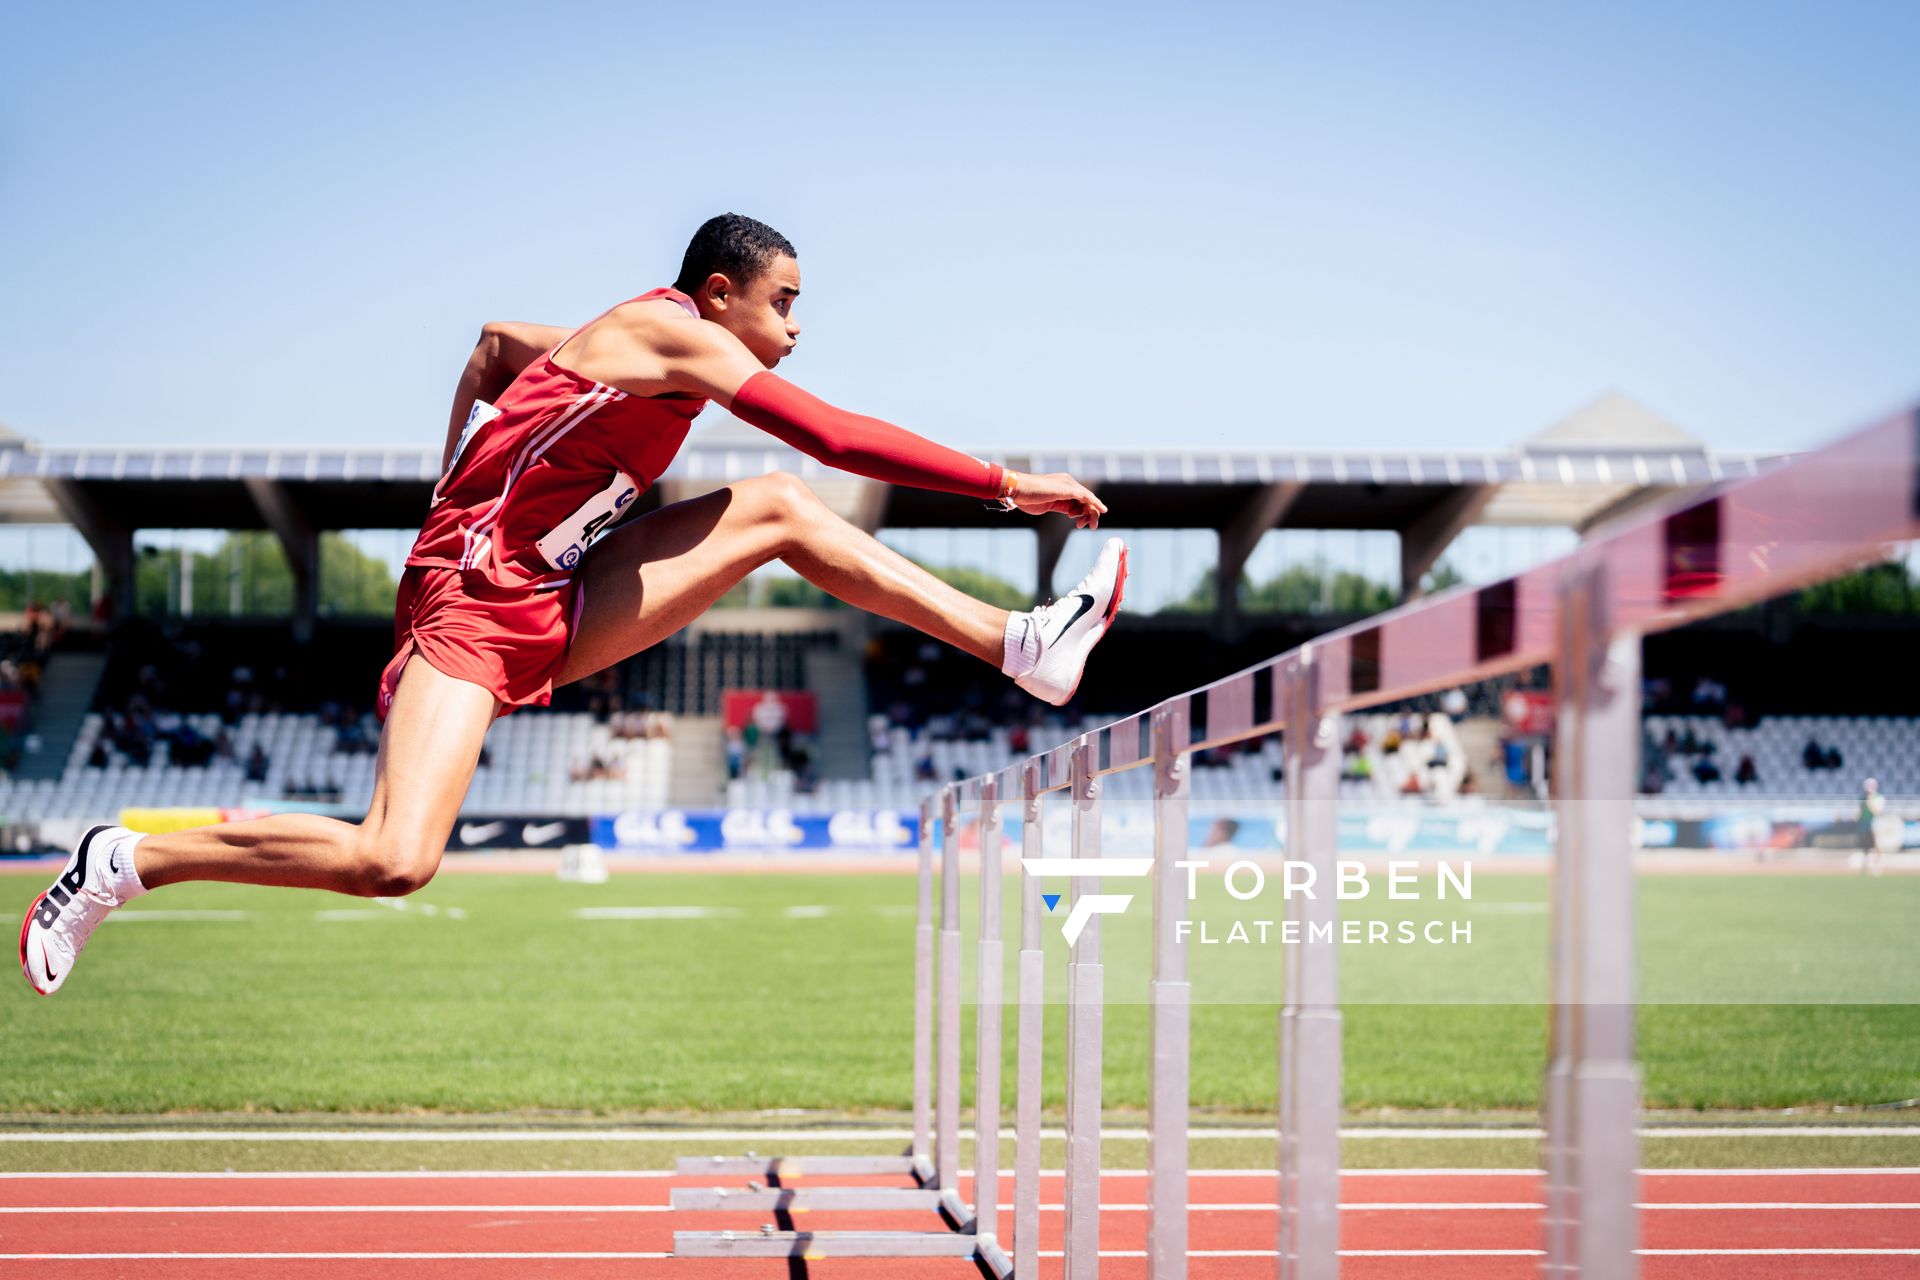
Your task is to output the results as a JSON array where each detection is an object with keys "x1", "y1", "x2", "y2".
[{"x1": 409, "y1": 286, "x2": 708, "y2": 592}]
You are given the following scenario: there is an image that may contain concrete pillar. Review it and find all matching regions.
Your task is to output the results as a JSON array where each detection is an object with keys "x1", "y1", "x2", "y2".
[
  {"x1": 1399, "y1": 484, "x2": 1495, "y2": 601},
  {"x1": 1034, "y1": 514, "x2": 1073, "y2": 603},
  {"x1": 1217, "y1": 482, "x2": 1304, "y2": 638},
  {"x1": 42, "y1": 479, "x2": 134, "y2": 623},
  {"x1": 244, "y1": 478, "x2": 319, "y2": 642}
]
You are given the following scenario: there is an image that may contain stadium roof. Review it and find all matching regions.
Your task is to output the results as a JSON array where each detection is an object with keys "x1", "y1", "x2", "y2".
[{"x1": 2, "y1": 392, "x2": 1781, "y2": 534}]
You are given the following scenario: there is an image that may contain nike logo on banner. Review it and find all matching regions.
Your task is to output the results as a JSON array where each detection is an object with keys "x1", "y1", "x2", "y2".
[
  {"x1": 1051, "y1": 593, "x2": 1096, "y2": 644},
  {"x1": 521, "y1": 822, "x2": 567, "y2": 846},
  {"x1": 459, "y1": 822, "x2": 506, "y2": 844}
]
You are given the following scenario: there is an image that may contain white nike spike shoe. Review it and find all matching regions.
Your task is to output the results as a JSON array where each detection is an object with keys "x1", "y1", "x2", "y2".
[
  {"x1": 1017, "y1": 536, "x2": 1128, "y2": 706},
  {"x1": 20, "y1": 825, "x2": 140, "y2": 996}
]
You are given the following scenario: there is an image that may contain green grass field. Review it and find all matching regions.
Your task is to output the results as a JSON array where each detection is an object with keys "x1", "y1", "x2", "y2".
[{"x1": 4, "y1": 868, "x2": 1916, "y2": 1121}]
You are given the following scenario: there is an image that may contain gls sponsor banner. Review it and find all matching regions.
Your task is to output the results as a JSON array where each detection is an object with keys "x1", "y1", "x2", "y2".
[
  {"x1": 447, "y1": 816, "x2": 592, "y2": 850},
  {"x1": 590, "y1": 809, "x2": 919, "y2": 853}
]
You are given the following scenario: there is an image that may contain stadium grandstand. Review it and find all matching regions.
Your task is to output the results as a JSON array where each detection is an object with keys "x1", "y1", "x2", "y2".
[{"x1": 1, "y1": 394, "x2": 1915, "y2": 861}]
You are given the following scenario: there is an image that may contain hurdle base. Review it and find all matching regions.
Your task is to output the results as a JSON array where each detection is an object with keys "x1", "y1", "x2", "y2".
[
  {"x1": 671, "y1": 1186, "x2": 944, "y2": 1212},
  {"x1": 672, "y1": 1154, "x2": 922, "y2": 1179},
  {"x1": 675, "y1": 1229, "x2": 1001, "y2": 1261}
]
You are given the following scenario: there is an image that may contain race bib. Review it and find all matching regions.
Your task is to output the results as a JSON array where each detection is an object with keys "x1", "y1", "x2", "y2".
[{"x1": 536, "y1": 470, "x2": 641, "y2": 571}]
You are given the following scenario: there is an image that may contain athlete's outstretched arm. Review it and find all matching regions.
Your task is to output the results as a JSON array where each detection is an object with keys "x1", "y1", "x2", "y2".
[
  {"x1": 441, "y1": 321, "x2": 572, "y2": 471},
  {"x1": 652, "y1": 315, "x2": 1107, "y2": 528}
]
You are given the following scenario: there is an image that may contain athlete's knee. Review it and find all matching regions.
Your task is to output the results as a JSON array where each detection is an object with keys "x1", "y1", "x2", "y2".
[
  {"x1": 748, "y1": 470, "x2": 823, "y2": 523},
  {"x1": 350, "y1": 825, "x2": 445, "y2": 897}
]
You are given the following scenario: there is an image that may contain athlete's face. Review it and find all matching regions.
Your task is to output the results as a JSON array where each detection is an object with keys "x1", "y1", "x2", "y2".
[{"x1": 705, "y1": 256, "x2": 802, "y2": 369}]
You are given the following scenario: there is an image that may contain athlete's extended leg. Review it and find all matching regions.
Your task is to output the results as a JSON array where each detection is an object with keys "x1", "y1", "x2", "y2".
[
  {"x1": 559, "y1": 472, "x2": 1009, "y2": 682},
  {"x1": 129, "y1": 655, "x2": 495, "y2": 896},
  {"x1": 22, "y1": 655, "x2": 495, "y2": 993}
]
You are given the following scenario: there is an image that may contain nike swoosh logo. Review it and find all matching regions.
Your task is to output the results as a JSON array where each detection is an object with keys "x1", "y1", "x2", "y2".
[
  {"x1": 521, "y1": 822, "x2": 567, "y2": 846},
  {"x1": 460, "y1": 822, "x2": 506, "y2": 843},
  {"x1": 61, "y1": 826, "x2": 106, "y2": 897},
  {"x1": 1050, "y1": 593, "x2": 1097, "y2": 645}
]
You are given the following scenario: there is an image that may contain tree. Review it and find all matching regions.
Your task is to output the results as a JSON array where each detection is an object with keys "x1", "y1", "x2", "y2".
[
  {"x1": 1422, "y1": 560, "x2": 1465, "y2": 593},
  {"x1": 1161, "y1": 561, "x2": 1396, "y2": 617},
  {"x1": 131, "y1": 532, "x2": 398, "y2": 618},
  {"x1": 1792, "y1": 559, "x2": 1919, "y2": 615}
]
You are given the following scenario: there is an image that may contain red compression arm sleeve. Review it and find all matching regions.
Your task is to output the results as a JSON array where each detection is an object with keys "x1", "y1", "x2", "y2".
[{"x1": 729, "y1": 371, "x2": 1003, "y2": 500}]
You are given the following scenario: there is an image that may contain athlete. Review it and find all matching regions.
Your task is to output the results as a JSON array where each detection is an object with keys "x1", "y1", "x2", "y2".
[{"x1": 22, "y1": 214, "x2": 1127, "y2": 994}]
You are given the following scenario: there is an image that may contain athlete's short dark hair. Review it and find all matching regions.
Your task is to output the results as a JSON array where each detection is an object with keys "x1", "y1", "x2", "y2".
[{"x1": 674, "y1": 214, "x2": 796, "y2": 295}]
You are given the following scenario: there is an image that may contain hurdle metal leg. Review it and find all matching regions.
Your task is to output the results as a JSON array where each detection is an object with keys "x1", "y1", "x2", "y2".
[
  {"x1": 1064, "y1": 737, "x2": 1105, "y2": 1279},
  {"x1": 936, "y1": 785, "x2": 971, "y2": 1226},
  {"x1": 1543, "y1": 564, "x2": 1641, "y2": 1279},
  {"x1": 912, "y1": 793, "x2": 936, "y2": 1184},
  {"x1": 1280, "y1": 653, "x2": 1342, "y2": 1280},
  {"x1": 974, "y1": 776, "x2": 1014, "y2": 1276},
  {"x1": 1148, "y1": 703, "x2": 1192, "y2": 1279},
  {"x1": 1015, "y1": 762, "x2": 1047, "y2": 1280}
]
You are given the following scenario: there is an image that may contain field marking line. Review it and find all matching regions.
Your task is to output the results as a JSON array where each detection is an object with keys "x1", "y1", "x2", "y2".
[
  {"x1": 106, "y1": 911, "x2": 255, "y2": 922},
  {"x1": 4, "y1": 1126, "x2": 1916, "y2": 1141},
  {"x1": 568, "y1": 905, "x2": 733, "y2": 917}
]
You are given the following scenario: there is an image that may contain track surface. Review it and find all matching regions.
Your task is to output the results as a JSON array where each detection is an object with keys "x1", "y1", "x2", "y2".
[{"x1": 3, "y1": 1169, "x2": 1916, "y2": 1278}]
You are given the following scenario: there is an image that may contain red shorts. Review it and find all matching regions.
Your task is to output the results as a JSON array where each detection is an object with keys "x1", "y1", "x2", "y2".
[{"x1": 377, "y1": 566, "x2": 583, "y2": 720}]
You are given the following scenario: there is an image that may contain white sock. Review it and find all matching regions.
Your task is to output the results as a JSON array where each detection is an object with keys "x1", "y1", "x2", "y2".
[
  {"x1": 105, "y1": 831, "x2": 150, "y2": 904},
  {"x1": 1001, "y1": 612, "x2": 1040, "y2": 679}
]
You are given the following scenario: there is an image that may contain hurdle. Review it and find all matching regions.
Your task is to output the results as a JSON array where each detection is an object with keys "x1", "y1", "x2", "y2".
[
  {"x1": 672, "y1": 789, "x2": 1007, "y2": 1266},
  {"x1": 673, "y1": 402, "x2": 1918, "y2": 1277}
]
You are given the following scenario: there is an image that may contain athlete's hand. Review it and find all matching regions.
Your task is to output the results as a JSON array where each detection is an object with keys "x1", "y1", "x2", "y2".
[{"x1": 1008, "y1": 471, "x2": 1106, "y2": 529}]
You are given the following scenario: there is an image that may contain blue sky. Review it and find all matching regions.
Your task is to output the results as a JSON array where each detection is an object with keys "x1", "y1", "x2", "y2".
[{"x1": 3, "y1": 1, "x2": 1916, "y2": 464}]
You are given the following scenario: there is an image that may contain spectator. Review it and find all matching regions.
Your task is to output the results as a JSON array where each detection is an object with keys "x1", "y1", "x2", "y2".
[
  {"x1": 244, "y1": 743, "x2": 270, "y2": 784},
  {"x1": 724, "y1": 726, "x2": 746, "y2": 780},
  {"x1": 1735, "y1": 754, "x2": 1758, "y2": 787},
  {"x1": 1803, "y1": 737, "x2": 1826, "y2": 771},
  {"x1": 1692, "y1": 755, "x2": 1722, "y2": 785},
  {"x1": 1859, "y1": 778, "x2": 1888, "y2": 875}
]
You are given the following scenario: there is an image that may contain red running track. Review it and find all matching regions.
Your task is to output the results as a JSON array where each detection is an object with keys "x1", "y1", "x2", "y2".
[{"x1": 1, "y1": 1169, "x2": 1915, "y2": 1279}]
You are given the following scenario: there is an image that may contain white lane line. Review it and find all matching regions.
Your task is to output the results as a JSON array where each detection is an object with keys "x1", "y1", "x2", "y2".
[
  {"x1": 0, "y1": 1204, "x2": 672, "y2": 1214},
  {"x1": 14, "y1": 1253, "x2": 1915, "y2": 1262},
  {"x1": 0, "y1": 1170, "x2": 689, "y2": 1179},
  {"x1": 0, "y1": 1254, "x2": 673, "y2": 1262},
  {"x1": 572, "y1": 906, "x2": 738, "y2": 920},
  {"x1": 1644, "y1": 1201, "x2": 1920, "y2": 1210},
  {"x1": 0, "y1": 1165, "x2": 1912, "y2": 1178},
  {"x1": 5, "y1": 1126, "x2": 1917, "y2": 1142},
  {"x1": 15, "y1": 1205, "x2": 1904, "y2": 1212},
  {"x1": 1639, "y1": 1250, "x2": 1920, "y2": 1256},
  {"x1": 1638, "y1": 1168, "x2": 1920, "y2": 1176},
  {"x1": 782, "y1": 905, "x2": 833, "y2": 918},
  {"x1": 311, "y1": 910, "x2": 393, "y2": 921},
  {"x1": 106, "y1": 911, "x2": 254, "y2": 922}
]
